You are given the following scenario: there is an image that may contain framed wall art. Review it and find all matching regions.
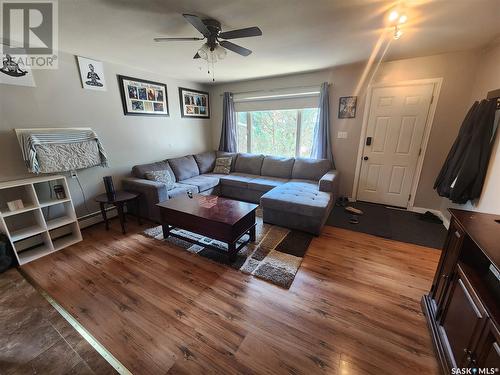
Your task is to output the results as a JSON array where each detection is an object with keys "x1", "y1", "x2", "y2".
[
  {"x1": 76, "y1": 56, "x2": 106, "y2": 91},
  {"x1": 179, "y1": 87, "x2": 210, "y2": 118},
  {"x1": 117, "y1": 75, "x2": 169, "y2": 116},
  {"x1": 0, "y1": 53, "x2": 36, "y2": 87},
  {"x1": 338, "y1": 96, "x2": 357, "y2": 119}
]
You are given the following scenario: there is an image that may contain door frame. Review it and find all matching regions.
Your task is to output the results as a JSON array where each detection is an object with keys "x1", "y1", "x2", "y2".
[{"x1": 351, "y1": 78, "x2": 443, "y2": 208}]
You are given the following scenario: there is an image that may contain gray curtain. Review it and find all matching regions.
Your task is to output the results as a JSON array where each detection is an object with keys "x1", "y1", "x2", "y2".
[
  {"x1": 218, "y1": 92, "x2": 237, "y2": 152},
  {"x1": 311, "y1": 82, "x2": 335, "y2": 167}
]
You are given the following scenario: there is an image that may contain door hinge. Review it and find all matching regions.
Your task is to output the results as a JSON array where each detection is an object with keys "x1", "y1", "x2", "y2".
[{"x1": 408, "y1": 194, "x2": 411, "y2": 201}]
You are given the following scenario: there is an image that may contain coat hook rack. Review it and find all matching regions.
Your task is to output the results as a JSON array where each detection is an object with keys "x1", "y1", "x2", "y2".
[{"x1": 486, "y1": 88, "x2": 500, "y2": 109}]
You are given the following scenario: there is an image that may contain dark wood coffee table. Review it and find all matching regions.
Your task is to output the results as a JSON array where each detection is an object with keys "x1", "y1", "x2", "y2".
[{"x1": 157, "y1": 195, "x2": 258, "y2": 261}]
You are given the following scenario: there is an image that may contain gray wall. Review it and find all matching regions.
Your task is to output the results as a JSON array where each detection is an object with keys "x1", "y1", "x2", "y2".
[
  {"x1": 209, "y1": 50, "x2": 480, "y2": 211},
  {"x1": 0, "y1": 51, "x2": 211, "y2": 217}
]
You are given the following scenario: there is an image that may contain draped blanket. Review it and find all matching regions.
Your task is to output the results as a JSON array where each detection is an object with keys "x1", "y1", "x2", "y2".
[{"x1": 20, "y1": 129, "x2": 108, "y2": 173}]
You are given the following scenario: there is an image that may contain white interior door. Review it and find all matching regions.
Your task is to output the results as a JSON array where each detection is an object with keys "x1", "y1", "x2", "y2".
[{"x1": 357, "y1": 83, "x2": 434, "y2": 207}]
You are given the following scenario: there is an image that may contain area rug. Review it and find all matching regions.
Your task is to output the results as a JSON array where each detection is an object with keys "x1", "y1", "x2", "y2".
[{"x1": 142, "y1": 211, "x2": 313, "y2": 289}]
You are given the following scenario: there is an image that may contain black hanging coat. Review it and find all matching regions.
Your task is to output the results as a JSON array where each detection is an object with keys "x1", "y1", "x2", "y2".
[
  {"x1": 434, "y1": 99, "x2": 498, "y2": 204},
  {"x1": 434, "y1": 101, "x2": 479, "y2": 197}
]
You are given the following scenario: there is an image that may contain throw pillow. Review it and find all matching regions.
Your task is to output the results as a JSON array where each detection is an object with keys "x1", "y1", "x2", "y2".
[
  {"x1": 213, "y1": 157, "x2": 232, "y2": 174},
  {"x1": 144, "y1": 169, "x2": 175, "y2": 190}
]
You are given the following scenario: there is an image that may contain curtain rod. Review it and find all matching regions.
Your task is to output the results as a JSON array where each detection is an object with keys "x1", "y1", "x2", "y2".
[{"x1": 219, "y1": 83, "x2": 331, "y2": 97}]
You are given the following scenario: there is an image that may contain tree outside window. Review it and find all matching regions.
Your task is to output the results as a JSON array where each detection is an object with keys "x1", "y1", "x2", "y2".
[
  {"x1": 236, "y1": 108, "x2": 318, "y2": 158},
  {"x1": 236, "y1": 112, "x2": 248, "y2": 153}
]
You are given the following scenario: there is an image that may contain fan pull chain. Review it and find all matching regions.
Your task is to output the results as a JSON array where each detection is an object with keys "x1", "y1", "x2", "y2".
[{"x1": 206, "y1": 60, "x2": 215, "y2": 82}]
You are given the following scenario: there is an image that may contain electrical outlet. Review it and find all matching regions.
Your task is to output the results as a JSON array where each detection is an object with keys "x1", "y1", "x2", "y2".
[
  {"x1": 337, "y1": 131, "x2": 348, "y2": 139},
  {"x1": 70, "y1": 170, "x2": 78, "y2": 179}
]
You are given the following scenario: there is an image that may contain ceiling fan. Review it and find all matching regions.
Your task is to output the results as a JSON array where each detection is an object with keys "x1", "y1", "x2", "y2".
[{"x1": 154, "y1": 14, "x2": 262, "y2": 61}]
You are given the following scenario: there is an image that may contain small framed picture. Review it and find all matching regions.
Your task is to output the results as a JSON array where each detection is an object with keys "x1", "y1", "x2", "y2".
[
  {"x1": 0, "y1": 53, "x2": 36, "y2": 87},
  {"x1": 76, "y1": 56, "x2": 106, "y2": 91},
  {"x1": 339, "y1": 96, "x2": 357, "y2": 119},
  {"x1": 117, "y1": 75, "x2": 169, "y2": 116},
  {"x1": 179, "y1": 87, "x2": 210, "y2": 119},
  {"x1": 7, "y1": 199, "x2": 24, "y2": 212}
]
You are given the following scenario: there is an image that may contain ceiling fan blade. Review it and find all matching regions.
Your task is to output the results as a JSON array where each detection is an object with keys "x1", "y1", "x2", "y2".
[
  {"x1": 154, "y1": 37, "x2": 204, "y2": 42},
  {"x1": 183, "y1": 14, "x2": 211, "y2": 37},
  {"x1": 219, "y1": 40, "x2": 252, "y2": 56},
  {"x1": 193, "y1": 52, "x2": 200, "y2": 59},
  {"x1": 219, "y1": 26, "x2": 262, "y2": 40}
]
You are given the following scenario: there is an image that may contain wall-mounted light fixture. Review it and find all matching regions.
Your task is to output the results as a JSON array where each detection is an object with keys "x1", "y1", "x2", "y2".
[{"x1": 388, "y1": 9, "x2": 407, "y2": 39}]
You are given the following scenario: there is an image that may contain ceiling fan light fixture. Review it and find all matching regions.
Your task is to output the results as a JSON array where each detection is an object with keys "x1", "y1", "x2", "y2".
[
  {"x1": 215, "y1": 44, "x2": 227, "y2": 60},
  {"x1": 197, "y1": 43, "x2": 222, "y2": 63},
  {"x1": 156, "y1": 14, "x2": 261, "y2": 81},
  {"x1": 197, "y1": 43, "x2": 210, "y2": 60}
]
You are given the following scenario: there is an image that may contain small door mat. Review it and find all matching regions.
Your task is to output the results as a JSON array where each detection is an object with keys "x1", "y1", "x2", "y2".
[{"x1": 327, "y1": 202, "x2": 447, "y2": 249}]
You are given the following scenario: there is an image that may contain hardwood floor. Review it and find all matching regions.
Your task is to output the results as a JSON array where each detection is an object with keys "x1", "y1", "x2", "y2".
[{"x1": 21, "y1": 219, "x2": 441, "y2": 374}]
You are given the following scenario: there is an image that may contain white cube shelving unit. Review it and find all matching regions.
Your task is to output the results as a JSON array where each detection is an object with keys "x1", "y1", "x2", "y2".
[{"x1": 0, "y1": 175, "x2": 82, "y2": 265}]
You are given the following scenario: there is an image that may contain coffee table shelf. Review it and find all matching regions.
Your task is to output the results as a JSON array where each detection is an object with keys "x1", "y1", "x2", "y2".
[{"x1": 158, "y1": 195, "x2": 258, "y2": 262}]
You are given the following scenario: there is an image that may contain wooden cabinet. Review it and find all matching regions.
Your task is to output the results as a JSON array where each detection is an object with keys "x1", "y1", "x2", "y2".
[
  {"x1": 439, "y1": 266, "x2": 487, "y2": 367},
  {"x1": 431, "y1": 221, "x2": 464, "y2": 315},
  {"x1": 422, "y1": 209, "x2": 500, "y2": 374},
  {"x1": 474, "y1": 320, "x2": 500, "y2": 369}
]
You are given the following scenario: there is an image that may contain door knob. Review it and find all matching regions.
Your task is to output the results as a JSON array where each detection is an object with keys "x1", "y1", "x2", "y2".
[{"x1": 363, "y1": 156, "x2": 369, "y2": 161}]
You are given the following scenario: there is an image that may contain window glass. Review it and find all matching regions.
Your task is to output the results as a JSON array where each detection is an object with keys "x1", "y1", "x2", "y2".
[
  {"x1": 236, "y1": 112, "x2": 248, "y2": 153},
  {"x1": 251, "y1": 110, "x2": 297, "y2": 157},
  {"x1": 299, "y1": 108, "x2": 318, "y2": 157},
  {"x1": 236, "y1": 108, "x2": 319, "y2": 158}
]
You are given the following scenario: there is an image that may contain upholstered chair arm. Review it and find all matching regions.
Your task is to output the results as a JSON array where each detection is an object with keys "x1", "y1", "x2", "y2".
[
  {"x1": 318, "y1": 170, "x2": 339, "y2": 194},
  {"x1": 122, "y1": 177, "x2": 168, "y2": 222}
]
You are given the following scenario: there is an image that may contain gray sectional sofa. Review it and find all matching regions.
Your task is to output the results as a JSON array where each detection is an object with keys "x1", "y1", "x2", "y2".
[{"x1": 122, "y1": 151, "x2": 339, "y2": 235}]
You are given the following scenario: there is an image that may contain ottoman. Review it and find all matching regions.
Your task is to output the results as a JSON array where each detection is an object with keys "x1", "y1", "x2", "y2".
[{"x1": 260, "y1": 181, "x2": 334, "y2": 235}]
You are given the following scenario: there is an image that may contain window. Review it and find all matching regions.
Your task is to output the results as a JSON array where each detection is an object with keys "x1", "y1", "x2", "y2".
[
  {"x1": 299, "y1": 108, "x2": 318, "y2": 157},
  {"x1": 236, "y1": 112, "x2": 248, "y2": 153},
  {"x1": 236, "y1": 108, "x2": 318, "y2": 158}
]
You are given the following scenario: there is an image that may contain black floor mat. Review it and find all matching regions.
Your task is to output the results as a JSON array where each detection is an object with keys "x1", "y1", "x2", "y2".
[{"x1": 326, "y1": 202, "x2": 447, "y2": 249}]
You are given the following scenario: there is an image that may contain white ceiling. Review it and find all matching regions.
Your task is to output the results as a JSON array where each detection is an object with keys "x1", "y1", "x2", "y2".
[{"x1": 59, "y1": 0, "x2": 500, "y2": 84}]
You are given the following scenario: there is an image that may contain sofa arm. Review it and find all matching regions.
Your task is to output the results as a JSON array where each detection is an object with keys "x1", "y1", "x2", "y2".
[
  {"x1": 122, "y1": 177, "x2": 168, "y2": 222},
  {"x1": 319, "y1": 170, "x2": 339, "y2": 194}
]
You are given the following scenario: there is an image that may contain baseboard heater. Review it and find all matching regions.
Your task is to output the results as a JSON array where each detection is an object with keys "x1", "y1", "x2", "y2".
[{"x1": 78, "y1": 207, "x2": 117, "y2": 229}]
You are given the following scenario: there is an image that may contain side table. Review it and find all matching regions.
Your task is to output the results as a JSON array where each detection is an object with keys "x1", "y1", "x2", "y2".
[{"x1": 95, "y1": 191, "x2": 141, "y2": 234}]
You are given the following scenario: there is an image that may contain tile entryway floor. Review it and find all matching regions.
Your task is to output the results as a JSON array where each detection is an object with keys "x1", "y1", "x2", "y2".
[{"x1": 0, "y1": 268, "x2": 117, "y2": 375}]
